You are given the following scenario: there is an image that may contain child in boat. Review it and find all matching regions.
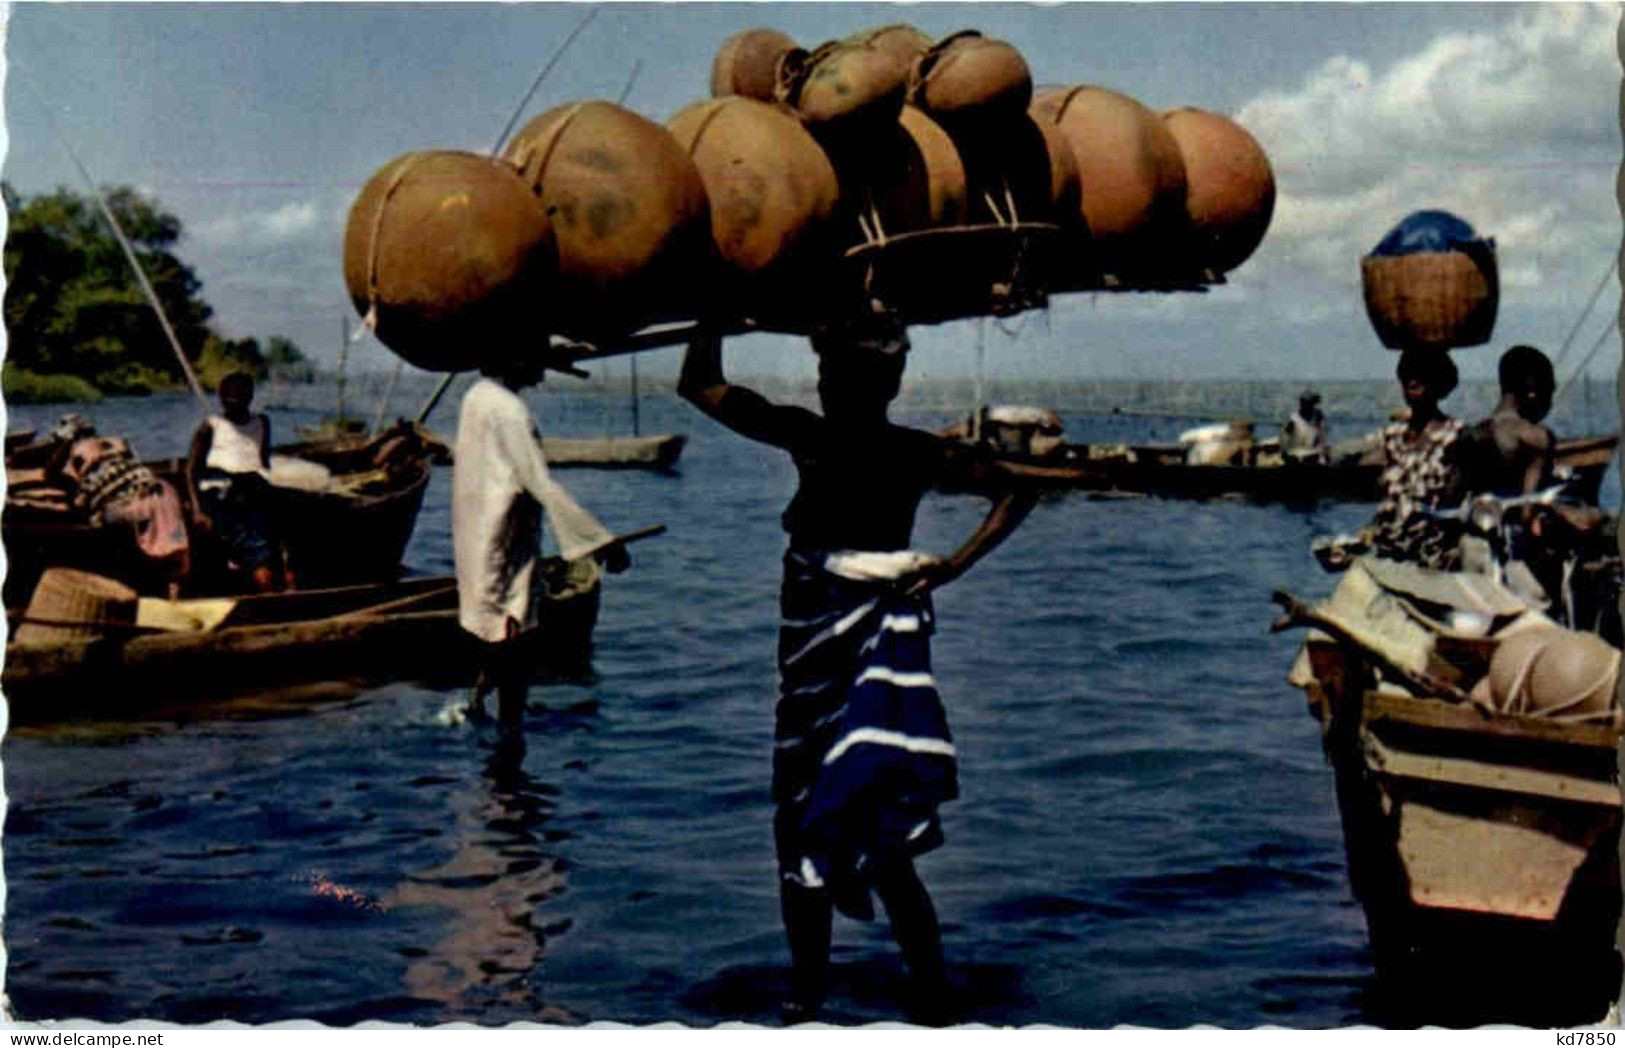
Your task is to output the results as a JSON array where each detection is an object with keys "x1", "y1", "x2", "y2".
[
  {"x1": 678, "y1": 315, "x2": 1038, "y2": 1024},
  {"x1": 452, "y1": 351, "x2": 629, "y2": 757},
  {"x1": 185, "y1": 371, "x2": 291, "y2": 592}
]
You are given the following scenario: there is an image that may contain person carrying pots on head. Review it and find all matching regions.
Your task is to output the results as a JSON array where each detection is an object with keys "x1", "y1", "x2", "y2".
[
  {"x1": 185, "y1": 371, "x2": 292, "y2": 593},
  {"x1": 678, "y1": 312, "x2": 1041, "y2": 1025}
]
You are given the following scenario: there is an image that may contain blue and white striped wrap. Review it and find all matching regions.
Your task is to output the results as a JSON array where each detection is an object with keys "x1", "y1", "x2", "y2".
[{"x1": 774, "y1": 548, "x2": 959, "y2": 920}]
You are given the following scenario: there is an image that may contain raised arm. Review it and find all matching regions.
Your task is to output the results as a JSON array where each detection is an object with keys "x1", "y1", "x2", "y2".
[{"x1": 678, "y1": 332, "x2": 818, "y2": 451}]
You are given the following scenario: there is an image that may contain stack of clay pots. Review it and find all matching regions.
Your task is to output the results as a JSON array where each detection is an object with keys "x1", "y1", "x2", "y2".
[{"x1": 344, "y1": 22, "x2": 1278, "y2": 371}]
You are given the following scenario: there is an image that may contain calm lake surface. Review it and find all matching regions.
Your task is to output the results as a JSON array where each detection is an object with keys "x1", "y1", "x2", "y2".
[{"x1": 3, "y1": 378, "x2": 1619, "y2": 1027}]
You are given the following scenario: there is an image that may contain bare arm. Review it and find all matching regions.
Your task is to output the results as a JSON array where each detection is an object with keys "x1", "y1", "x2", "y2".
[
  {"x1": 906, "y1": 465, "x2": 1040, "y2": 598},
  {"x1": 678, "y1": 332, "x2": 818, "y2": 451},
  {"x1": 185, "y1": 423, "x2": 212, "y2": 523}
]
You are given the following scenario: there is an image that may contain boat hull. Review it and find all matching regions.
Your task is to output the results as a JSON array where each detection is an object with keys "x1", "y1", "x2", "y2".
[
  {"x1": 3, "y1": 564, "x2": 601, "y2": 722},
  {"x1": 1295, "y1": 638, "x2": 1622, "y2": 1024},
  {"x1": 540, "y1": 433, "x2": 687, "y2": 471}
]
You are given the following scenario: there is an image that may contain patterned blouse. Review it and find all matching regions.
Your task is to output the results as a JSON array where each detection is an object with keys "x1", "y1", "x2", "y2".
[{"x1": 1370, "y1": 417, "x2": 1465, "y2": 569}]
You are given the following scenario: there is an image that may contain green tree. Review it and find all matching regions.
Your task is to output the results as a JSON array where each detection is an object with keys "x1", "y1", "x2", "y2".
[{"x1": 3, "y1": 182, "x2": 214, "y2": 392}]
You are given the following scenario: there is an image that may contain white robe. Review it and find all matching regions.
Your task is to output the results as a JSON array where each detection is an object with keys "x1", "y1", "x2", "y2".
[{"x1": 452, "y1": 377, "x2": 613, "y2": 643}]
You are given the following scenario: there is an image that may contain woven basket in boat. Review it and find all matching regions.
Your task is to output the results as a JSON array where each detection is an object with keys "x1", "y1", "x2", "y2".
[
  {"x1": 1361, "y1": 248, "x2": 1498, "y2": 350},
  {"x1": 16, "y1": 567, "x2": 139, "y2": 645}
]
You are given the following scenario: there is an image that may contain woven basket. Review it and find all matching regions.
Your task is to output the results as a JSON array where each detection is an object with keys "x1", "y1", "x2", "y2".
[
  {"x1": 1361, "y1": 247, "x2": 1498, "y2": 350},
  {"x1": 16, "y1": 568, "x2": 139, "y2": 645}
]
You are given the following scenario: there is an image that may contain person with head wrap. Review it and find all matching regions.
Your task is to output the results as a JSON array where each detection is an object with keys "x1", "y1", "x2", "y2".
[
  {"x1": 679, "y1": 314, "x2": 1040, "y2": 1025},
  {"x1": 1368, "y1": 349, "x2": 1466, "y2": 568}
]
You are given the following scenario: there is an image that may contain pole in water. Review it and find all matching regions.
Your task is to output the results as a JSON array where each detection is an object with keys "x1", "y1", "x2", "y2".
[
  {"x1": 630, "y1": 353, "x2": 641, "y2": 437},
  {"x1": 338, "y1": 316, "x2": 350, "y2": 424}
]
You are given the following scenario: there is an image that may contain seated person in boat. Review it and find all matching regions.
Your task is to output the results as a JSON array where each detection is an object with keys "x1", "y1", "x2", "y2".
[
  {"x1": 452, "y1": 351, "x2": 629, "y2": 757},
  {"x1": 1367, "y1": 350, "x2": 1467, "y2": 569},
  {"x1": 679, "y1": 315, "x2": 1039, "y2": 1024},
  {"x1": 1464, "y1": 344, "x2": 1556, "y2": 498},
  {"x1": 42, "y1": 415, "x2": 191, "y2": 597},
  {"x1": 185, "y1": 371, "x2": 291, "y2": 593},
  {"x1": 1280, "y1": 389, "x2": 1329, "y2": 463}
]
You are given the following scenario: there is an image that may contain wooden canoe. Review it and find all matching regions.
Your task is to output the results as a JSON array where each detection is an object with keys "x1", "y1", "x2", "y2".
[
  {"x1": 1281, "y1": 569, "x2": 1623, "y2": 1025},
  {"x1": 540, "y1": 433, "x2": 687, "y2": 471},
  {"x1": 2, "y1": 560, "x2": 601, "y2": 722},
  {"x1": 952, "y1": 432, "x2": 1617, "y2": 505},
  {"x1": 3, "y1": 423, "x2": 432, "y2": 604}
]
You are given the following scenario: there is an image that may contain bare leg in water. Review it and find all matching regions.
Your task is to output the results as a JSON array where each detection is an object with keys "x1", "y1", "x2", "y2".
[{"x1": 779, "y1": 858, "x2": 951, "y2": 1024}]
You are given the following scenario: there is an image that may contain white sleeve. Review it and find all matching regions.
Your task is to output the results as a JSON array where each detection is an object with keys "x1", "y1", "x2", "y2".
[{"x1": 493, "y1": 403, "x2": 614, "y2": 561}]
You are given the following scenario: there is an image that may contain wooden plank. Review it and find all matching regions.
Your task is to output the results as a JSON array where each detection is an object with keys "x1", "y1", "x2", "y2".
[
  {"x1": 1363, "y1": 731, "x2": 1621, "y2": 808},
  {"x1": 1362, "y1": 689, "x2": 1620, "y2": 750}
]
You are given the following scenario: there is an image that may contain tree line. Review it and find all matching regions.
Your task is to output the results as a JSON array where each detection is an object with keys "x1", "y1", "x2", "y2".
[{"x1": 2, "y1": 182, "x2": 309, "y2": 401}]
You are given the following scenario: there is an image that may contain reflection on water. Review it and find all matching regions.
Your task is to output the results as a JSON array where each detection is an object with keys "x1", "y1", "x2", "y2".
[{"x1": 389, "y1": 753, "x2": 578, "y2": 1023}]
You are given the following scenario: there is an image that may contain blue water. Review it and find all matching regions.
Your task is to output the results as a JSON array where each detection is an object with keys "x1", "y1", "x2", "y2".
[{"x1": 3, "y1": 382, "x2": 1618, "y2": 1026}]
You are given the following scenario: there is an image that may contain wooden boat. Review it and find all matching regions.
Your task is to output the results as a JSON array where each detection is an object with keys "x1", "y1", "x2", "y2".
[
  {"x1": 3, "y1": 559, "x2": 600, "y2": 722},
  {"x1": 541, "y1": 433, "x2": 687, "y2": 471},
  {"x1": 1276, "y1": 560, "x2": 1623, "y2": 1025},
  {"x1": 945, "y1": 412, "x2": 1617, "y2": 504},
  {"x1": 3, "y1": 422, "x2": 432, "y2": 605}
]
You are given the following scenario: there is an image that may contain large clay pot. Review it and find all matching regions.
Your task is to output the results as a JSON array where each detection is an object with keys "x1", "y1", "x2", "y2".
[
  {"x1": 784, "y1": 37, "x2": 912, "y2": 135},
  {"x1": 910, "y1": 31, "x2": 1033, "y2": 124},
  {"x1": 1032, "y1": 85, "x2": 1189, "y2": 278},
  {"x1": 852, "y1": 24, "x2": 933, "y2": 63},
  {"x1": 1491, "y1": 626, "x2": 1621, "y2": 723},
  {"x1": 942, "y1": 112, "x2": 1072, "y2": 228},
  {"x1": 667, "y1": 97, "x2": 839, "y2": 298},
  {"x1": 710, "y1": 28, "x2": 799, "y2": 101},
  {"x1": 1163, "y1": 107, "x2": 1275, "y2": 274},
  {"x1": 502, "y1": 100, "x2": 713, "y2": 336},
  {"x1": 343, "y1": 150, "x2": 556, "y2": 372}
]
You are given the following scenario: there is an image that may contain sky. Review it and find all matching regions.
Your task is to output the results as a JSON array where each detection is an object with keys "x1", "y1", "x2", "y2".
[{"x1": 1, "y1": 2, "x2": 1620, "y2": 387}]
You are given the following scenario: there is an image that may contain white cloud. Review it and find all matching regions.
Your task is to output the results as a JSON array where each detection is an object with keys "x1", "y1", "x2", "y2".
[
  {"x1": 190, "y1": 198, "x2": 330, "y2": 252},
  {"x1": 1230, "y1": 2, "x2": 1619, "y2": 307}
]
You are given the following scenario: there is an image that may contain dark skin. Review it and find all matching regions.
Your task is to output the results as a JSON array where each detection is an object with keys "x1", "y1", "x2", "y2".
[
  {"x1": 679, "y1": 330, "x2": 1037, "y2": 1021},
  {"x1": 185, "y1": 380, "x2": 286, "y2": 592},
  {"x1": 1485, "y1": 377, "x2": 1556, "y2": 497}
]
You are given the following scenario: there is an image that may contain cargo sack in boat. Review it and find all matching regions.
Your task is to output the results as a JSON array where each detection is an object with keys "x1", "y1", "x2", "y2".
[
  {"x1": 908, "y1": 31, "x2": 1033, "y2": 124},
  {"x1": 1162, "y1": 107, "x2": 1275, "y2": 276},
  {"x1": 666, "y1": 96, "x2": 840, "y2": 314},
  {"x1": 779, "y1": 36, "x2": 912, "y2": 136},
  {"x1": 343, "y1": 151, "x2": 557, "y2": 372},
  {"x1": 710, "y1": 27, "x2": 801, "y2": 101},
  {"x1": 1362, "y1": 210, "x2": 1498, "y2": 351},
  {"x1": 1031, "y1": 85, "x2": 1190, "y2": 282},
  {"x1": 502, "y1": 101, "x2": 715, "y2": 339}
]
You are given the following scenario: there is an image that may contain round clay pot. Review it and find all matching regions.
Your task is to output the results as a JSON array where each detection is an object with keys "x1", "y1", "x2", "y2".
[
  {"x1": 911, "y1": 31, "x2": 1033, "y2": 124},
  {"x1": 343, "y1": 150, "x2": 556, "y2": 372},
  {"x1": 710, "y1": 28, "x2": 800, "y2": 101},
  {"x1": 502, "y1": 100, "x2": 714, "y2": 336},
  {"x1": 1031, "y1": 84, "x2": 1189, "y2": 277},
  {"x1": 1163, "y1": 106, "x2": 1275, "y2": 274}
]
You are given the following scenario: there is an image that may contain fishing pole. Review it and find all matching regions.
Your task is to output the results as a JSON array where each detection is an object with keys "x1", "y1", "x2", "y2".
[
  {"x1": 13, "y1": 63, "x2": 210, "y2": 412},
  {"x1": 413, "y1": 7, "x2": 603, "y2": 425},
  {"x1": 489, "y1": 6, "x2": 601, "y2": 158},
  {"x1": 1550, "y1": 256, "x2": 1618, "y2": 373},
  {"x1": 1552, "y1": 318, "x2": 1617, "y2": 407}
]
